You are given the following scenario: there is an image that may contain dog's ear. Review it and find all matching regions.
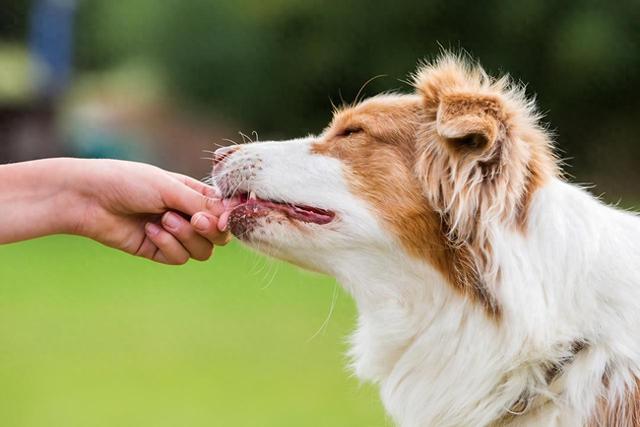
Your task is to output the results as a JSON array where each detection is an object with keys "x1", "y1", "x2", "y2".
[
  {"x1": 413, "y1": 54, "x2": 508, "y2": 158},
  {"x1": 436, "y1": 93, "x2": 504, "y2": 154},
  {"x1": 412, "y1": 54, "x2": 557, "y2": 312},
  {"x1": 413, "y1": 54, "x2": 557, "y2": 239}
]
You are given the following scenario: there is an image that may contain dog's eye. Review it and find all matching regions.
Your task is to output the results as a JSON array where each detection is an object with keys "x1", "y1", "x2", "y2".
[{"x1": 337, "y1": 127, "x2": 363, "y2": 138}]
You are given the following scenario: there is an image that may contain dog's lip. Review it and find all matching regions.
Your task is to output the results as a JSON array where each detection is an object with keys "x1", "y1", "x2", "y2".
[{"x1": 229, "y1": 191, "x2": 335, "y2": 225}]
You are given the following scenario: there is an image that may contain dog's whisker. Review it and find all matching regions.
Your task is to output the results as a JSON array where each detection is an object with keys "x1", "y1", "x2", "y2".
[
  {"x1": 259, "y1": 260, "x2": 280, "y2": 290},
  {"x1": 239, "y1": 131, "x2": 254, "y2": 144},
  {"x1": 338, "y1": 88, "x2": 346, "y2": 107},
  {"x1": 353, "y1": 74, "x2": 387, "y2": 106},
  {"x1": 211, "y1": 142, "x2": 228, "y2": 149},
  {"x1": 306, "y1": 282, "x2": 339, "y2": 342},
  {"x1": 222, "y1": 138, "x2": 240, "y2": 146}
]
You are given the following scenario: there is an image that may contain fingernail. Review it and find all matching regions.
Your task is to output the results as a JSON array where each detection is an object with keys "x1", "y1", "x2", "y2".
[
  {"x1": 163, "y1": 212, "x2": 181, "y2": 230},
  {"x1": 145, "y1": 222, "x2": 160, "y2": 236},
  {"x1": 193, "y1": 213, "x2": 211, "y2": 231}
]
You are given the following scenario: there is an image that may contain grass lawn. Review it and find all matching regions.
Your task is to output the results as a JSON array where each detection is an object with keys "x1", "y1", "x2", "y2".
[{"x1": 0, "y1": 236, "x2": 387, "y2": 427}]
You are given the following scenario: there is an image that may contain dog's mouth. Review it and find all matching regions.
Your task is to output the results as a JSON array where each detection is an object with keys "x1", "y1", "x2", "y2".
[{"x1": 230, "y1": 191, "x2": 335, "y2": 226}]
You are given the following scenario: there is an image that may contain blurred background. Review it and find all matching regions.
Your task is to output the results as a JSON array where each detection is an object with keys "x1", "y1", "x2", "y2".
[{"x1": 0, "y1": 0, "x2": 638, "y2": 426}]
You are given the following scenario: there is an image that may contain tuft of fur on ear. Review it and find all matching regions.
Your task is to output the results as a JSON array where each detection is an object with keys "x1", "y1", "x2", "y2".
[
  {"x1": 412, "y1": 53, "x2": 558, "y2": 289},
  {"x1": 436, "y1": 93, "x2": 504, "y2": 153}
]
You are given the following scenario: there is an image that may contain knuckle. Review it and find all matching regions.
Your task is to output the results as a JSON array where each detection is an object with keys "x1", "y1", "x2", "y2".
[
  {"x1": 156, "y1": 232, "x2": 173, "y2": 246},
  {"x1": 170, "y1": 227, "x2": 189, "y2": 240},
  {"x1": 204, "y1": 197, "x2": 217, "y2": 211},
  {"x1": 162, "y1": 214, "x2": 187, "y2": 236}
]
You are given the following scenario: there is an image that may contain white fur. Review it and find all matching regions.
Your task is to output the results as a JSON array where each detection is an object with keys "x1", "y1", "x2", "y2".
[{"x1": 214, "y1": 138, "x2": 640, "y2": 427}]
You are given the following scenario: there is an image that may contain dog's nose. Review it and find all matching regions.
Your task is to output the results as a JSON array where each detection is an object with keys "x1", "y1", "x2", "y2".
[{"x1": 212, "y1": 145, "x2": 240, "y2": 167}]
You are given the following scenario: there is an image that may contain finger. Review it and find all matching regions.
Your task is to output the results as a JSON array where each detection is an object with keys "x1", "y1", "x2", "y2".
[
  {"x1": 144, "y1": 222, "x2": 191, "y2": 265},
  {"x1": 171, "y1": 173, "x2": 220, "y2": 198},
  {"x1": 161, "y1": 212, "x2": 214, "y2": 261},
  {"x1": 218, "y1": 209, "x2": 231, "y2": 232},
  {"x1": 192, "y1": 212, "x2": 232, "y2": 245},
  {"x1": 134, "y1": 233, "x2": 162, "y2": 261},
  {"x1": 218, "y1": 197, "x2": 244, "y2": 232},
  {"x1": 162, "y1": 181, "x2": 226, "y2": 217}
]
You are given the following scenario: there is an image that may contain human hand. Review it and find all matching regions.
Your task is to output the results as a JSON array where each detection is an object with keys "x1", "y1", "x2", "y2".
[
  {"x1": 0, "y1": 158, "x2": 237, "y2": 264},
  {"x1": 69, "y1": 159, "x2": 235, "y2": 264}
]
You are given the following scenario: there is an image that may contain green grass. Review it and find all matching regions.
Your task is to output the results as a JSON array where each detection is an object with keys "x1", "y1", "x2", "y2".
[{"x1": 0, "y1": 236, "x2": 387, "y2": 427}]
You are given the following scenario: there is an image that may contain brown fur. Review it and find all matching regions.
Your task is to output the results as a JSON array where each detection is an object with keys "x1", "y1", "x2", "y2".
[
  {"x1": 587, "y1": 374, "x2": 640, "y2": 427},
  {"x1": 312, "y1": 95, "x2": 500, "y2": 316},
  {"x1": 312, "y1": 54, "x2": 558, "y2": 317}
]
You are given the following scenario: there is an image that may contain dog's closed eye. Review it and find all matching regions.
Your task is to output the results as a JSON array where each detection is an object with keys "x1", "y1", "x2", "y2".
[{"x1": 337, "y1": 126, "x2": 363, "y2": 138}]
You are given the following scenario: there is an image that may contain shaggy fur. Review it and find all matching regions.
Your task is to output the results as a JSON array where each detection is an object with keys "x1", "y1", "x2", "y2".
[{"x1": 213, "y1": 54, "x2": 640, "y2": 426}]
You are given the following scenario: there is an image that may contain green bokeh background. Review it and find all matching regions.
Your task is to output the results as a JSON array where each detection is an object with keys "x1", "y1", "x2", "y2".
[
  {"x1": 0, "y1": 237, "x2": 387, "y2": 426},
  {"x1": 1, "y1": 1, "x2": 639, "y2": 425}
]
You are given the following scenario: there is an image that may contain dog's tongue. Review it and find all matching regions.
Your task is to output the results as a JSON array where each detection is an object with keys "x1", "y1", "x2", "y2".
[{"x1": 263, "y1": 200, "x2": 335, "y2": 224}]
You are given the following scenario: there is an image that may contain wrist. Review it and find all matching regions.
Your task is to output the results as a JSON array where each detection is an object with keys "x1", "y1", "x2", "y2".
[
  {"x1": 45, "y1": 158, "x2": 102, "y2": 237},
  {"x1": 0, "y1": 158, "x2": 94, "y2": 242}
]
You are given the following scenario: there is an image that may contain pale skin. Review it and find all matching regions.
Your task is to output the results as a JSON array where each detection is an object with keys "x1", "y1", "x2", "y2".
[{"x1": 0, "y1": 158, "x2": 235, "y2": 265}]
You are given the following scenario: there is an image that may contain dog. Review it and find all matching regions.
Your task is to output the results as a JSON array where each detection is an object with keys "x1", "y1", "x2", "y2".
[{"x1": 212, "y1": 54, "x2": 640, "y2": 426}]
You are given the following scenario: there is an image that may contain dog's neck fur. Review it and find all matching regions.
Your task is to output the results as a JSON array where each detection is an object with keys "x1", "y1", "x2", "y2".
[{"x1": 330, "y1": 178, "x2": 640, "y2": 427}]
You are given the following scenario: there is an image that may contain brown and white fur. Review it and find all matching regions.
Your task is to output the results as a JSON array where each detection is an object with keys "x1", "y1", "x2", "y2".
[{"x1": 212, "y1": 54, "x2": 640, "y2": 426}]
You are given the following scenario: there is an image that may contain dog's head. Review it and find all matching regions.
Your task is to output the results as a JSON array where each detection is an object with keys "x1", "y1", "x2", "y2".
[{"x1": 214, "y1": 54, "x2": 556, "y2": 315}]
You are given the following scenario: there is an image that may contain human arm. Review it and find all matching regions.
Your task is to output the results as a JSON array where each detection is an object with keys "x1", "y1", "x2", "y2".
[{"x1": 0, "y1": 158, "x2": 232, "y2": 264}]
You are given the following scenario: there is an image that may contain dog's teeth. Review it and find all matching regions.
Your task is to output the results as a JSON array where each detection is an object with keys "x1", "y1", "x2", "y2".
[{"x1": 249, "y1": 191, "x2": 256, "y2": 200}]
